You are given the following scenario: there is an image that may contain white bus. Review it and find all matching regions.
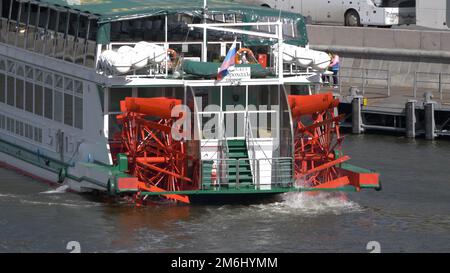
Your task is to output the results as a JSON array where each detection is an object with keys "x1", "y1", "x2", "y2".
[
  {"x1": 416, "y1": 0, "x2": 449, "y2": 30},
  {"x1": 243, "y1": 0, "x2": 416, "y2": 27}
]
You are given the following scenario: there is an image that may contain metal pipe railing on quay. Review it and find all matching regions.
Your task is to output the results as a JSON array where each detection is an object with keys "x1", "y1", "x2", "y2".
[
  {"x1": 413, "y1": 72, "x2": 450, "y2": 101},
  {"x1": 336, "y1": 67, "x2": 390, "y2": 96}
]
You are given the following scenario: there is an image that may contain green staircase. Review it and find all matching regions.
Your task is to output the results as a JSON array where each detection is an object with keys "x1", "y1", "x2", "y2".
[
  {"x1": 225, "y1": 139, "x2": 253, "y2": 189},
  {"x1": 201, "y1": 139, "x2": 254, "y2": 190},
  {"x1": 201, "y1": 160, "x2": 214, "y2": 189}
]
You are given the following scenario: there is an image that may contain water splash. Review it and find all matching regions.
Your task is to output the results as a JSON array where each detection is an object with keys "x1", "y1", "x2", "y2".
[
  {"x1": 254, "y1": 192, "x2": 363, "y2": 216},
  {"x1": 40, "y1": 185, "x2": 69, "y2": 194}
]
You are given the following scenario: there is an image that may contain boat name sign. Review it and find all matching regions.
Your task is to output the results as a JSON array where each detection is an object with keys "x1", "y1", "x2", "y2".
[{"x1": 220, "y1": 67, "x2": 251, "y2": 82}]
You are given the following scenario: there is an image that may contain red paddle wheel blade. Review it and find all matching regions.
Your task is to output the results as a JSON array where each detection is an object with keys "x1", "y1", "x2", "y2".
[{"x1": 112, "y1": 97, "x2": 195, "y2": 204}]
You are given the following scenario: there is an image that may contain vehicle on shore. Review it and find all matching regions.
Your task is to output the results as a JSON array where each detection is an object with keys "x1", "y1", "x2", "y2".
[{"x1": 243, "y1": 0, "x2": 416, "y2": 27}]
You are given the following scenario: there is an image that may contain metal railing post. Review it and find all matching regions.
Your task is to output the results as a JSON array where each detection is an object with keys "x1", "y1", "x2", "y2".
[
  {"x1": 257, "y1": 160, "x2": 260, "y2": 189},
  {"x1": 387, "y1": 69, "x2": 391, "y2": 97},
  {"x1": 200, "y1": 161, "x2": 203, "y2": 190},
  {"x1": 362, "y1": 68, "x2": 366, "y2": 95},
  {"x1": 236, "y1": 159, "x2": 240, "y2": 189},
  {"x1": 413, "y1": 72, "x2": 417, "y2": 98}
]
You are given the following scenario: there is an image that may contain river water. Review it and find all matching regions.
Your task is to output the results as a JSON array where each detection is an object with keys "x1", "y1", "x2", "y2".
[{"x1": 0, "y1": 134, "x2": 449, "y2": 253}]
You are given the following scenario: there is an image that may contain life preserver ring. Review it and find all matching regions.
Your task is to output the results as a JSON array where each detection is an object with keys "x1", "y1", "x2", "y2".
[
  {"x1": 167, "y1": 48, "x2": 177, "y2": 60},
  {"x1": 235, "y1": 48, "x2": 257, "y2": 64}
]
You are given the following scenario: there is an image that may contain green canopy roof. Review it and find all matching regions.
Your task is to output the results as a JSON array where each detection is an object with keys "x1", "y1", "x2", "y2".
[
  {"x1": 38, "y1": 0, "x2": 304, "y2": 23},
  {"x1": 37, "y1": 0, "x2": 308, "y2": 45}
]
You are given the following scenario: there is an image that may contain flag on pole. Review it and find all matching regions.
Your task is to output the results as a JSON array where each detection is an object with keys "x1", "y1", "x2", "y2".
[{"x1": 217, "y1": 40, "x2": 237, "y2": 80}]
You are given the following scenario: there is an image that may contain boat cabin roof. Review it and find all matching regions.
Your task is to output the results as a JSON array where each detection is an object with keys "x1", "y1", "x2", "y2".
[
  {"x1": 32, "y1": 0, "x2": 308, "y2": 45},
  {"x1": 37, "y1": 0, "x2": 305, "y2": 24}
]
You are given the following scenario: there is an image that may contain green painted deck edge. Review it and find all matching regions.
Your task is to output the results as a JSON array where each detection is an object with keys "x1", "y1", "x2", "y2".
[
  {"x1": 0, "y1": 138, "x2": 378, "y2": 195},
  {"x1": 341, "y1": 162, "x2": 377, "y2": 174},
  {"x1": 138, "y1": 185, "x2": 359, "y2": 196}
]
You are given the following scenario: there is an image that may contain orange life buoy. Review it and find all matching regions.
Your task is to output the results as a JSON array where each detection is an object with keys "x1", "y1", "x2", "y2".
[
  {"x1": 167, "y1": 48, "x2": 177, "y2": 60},
  {"x1": 235, "y1": 47, "x2": 257, "y2": 64}
]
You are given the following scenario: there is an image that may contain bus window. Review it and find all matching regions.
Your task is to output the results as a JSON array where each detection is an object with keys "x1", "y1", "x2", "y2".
[{"x1": 371, "y1": 0, "x2": 416, "y2": 8}]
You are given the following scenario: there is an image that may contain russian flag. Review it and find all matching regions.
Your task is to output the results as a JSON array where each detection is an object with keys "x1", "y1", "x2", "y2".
[{"x1": 217, "y1": 40, "x2": 237, "y2": 80}]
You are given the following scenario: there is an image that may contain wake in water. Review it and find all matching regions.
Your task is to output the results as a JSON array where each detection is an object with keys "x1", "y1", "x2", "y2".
[
  {"x1": 253, "y1": 192, "x2": 363, "y2": 216},
  {"x1": 39, "y1": 184, "x2": 69, "y2": 194}
]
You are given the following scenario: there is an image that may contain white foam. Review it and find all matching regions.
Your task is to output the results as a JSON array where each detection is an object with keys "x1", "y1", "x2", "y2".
[
  {"x1": 0, "y1": 193, "x2": 17, "y2": 198},
  {"x1": 40, "y1": 185, "x2": 69, "y2": 194},
  {"x1": 19, "y1": 199, "x2": 101, "y2": 208},
  {"x1": 254, "y1": 192, "x2": 363, "y2": 216}
]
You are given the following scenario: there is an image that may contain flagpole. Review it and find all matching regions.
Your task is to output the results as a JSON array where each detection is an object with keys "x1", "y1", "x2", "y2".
[{"x1": 202, "y1": 0, "x2": 208, "y2": 62}]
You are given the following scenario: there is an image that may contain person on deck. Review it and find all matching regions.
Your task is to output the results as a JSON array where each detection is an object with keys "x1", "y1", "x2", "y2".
[{"x1": 329, "y1": 52, "x2": 340, "y2": 88}]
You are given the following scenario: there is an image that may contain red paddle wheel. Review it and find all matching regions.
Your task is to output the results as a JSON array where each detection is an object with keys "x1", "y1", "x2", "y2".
[
  {"x1": 115, "y1": 97, "x2": 193, "y2": 203},
  {"x1": 289, "y1": 93, "x2": 354, "y2": 189}
]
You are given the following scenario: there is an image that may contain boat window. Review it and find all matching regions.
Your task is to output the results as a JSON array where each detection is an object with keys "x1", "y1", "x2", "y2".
[
  {"x1": 7, "y1": 75, "x2": 14, "y2": 106},
  {"x1": 26, "y1": 3, "x2": 39, "y2": 51},
  {"x1": 9, "y1": 0, "x2": 19, "y2": 21},
  {"x1": 34, "y1": 84, "x2": 43, "y2": 116},
  {"x1": 16, "y1": 1, "x2": 27, "y2": 48},
  {"x1": 1, "y1": 1, "x2": 11, "y2": 19},
  {"x1": 64, "y1": 93, "x2": 73, "y2": 126},
  {"x1": 14, "y1": 120, "x2": 20, "y2": 135},
  {"x1": 0, "y1": 115, "x2": 4, "y2": 131},
  {"x1": 34, "y1": 127, "x2": 42, "y2": 143},
  {"x1": 68, "y1": 12, "x2": 79, "y2": 37},
  {"x1": 74, "y1": 80, "x2": 83, "y2": 96},
  {"x1": 44, "y1": 87, "x2": 53, "y2": 120},
  {"x1": 25, "y1": 65, "x2": 33, "y2": 79},
  {"x1": 38, "y1": 6, "x2": 48, "y2": 29},
  {"x1": 7, "y1": 60, "x2": 15, "y2": 73},
  {"x1": 55, "y1": 74, "x2": 63, "y2": 89},
  {"x1": 35, "y1": 69, "x2": 43, "y2": 82},
  {"x1": 17, "y1": 121, "x2": 24, "y2": 136},
  {"x1": 0, "y1": 15, "x2": 7, "y2": 44},
  {"x1": 74, "y1": 97, "x2": 83, "y2": 129},
  {"x1": 64, "y1": 77, "x2": 73, "y2": 93},
  {"x1": 64, "y1": 12, "x2": 77, "y2": 62},
  {"x1": 85, "y1": 18, "x2": 97, "y2": 68},
  {"x1": 55, "y1": 11, "x2": 68, "y2": 60},
  {"x1": 0, "y1": 73, "x2": 5, "y2": 103},
  {"x1": 44, "y1": 72, "x2": 53, "y2": 86},
  {"x1": 34, "y1": 6, "x2": 46, "y2": 53},
  {"x1": 45, "y1": 9, "x2": 58, "y2": 56},
  {"x1": 24, "y1": 123, "x2": 31, "y2": 139},
  {"x1": 54, "y1": 90, "x2": 63, "y2": 123},
  {"x1": 75, "y1": 15, "x2": 88, "y2": 65},
  {"x1": 5, "y1": 0, "x2": 18, "y2": 45},
  {"x1": 25, "y1": 81, "x2": 33, "y2": 113},
  {"x1": 15, "y1": 78, "x2": 24, "y2": 110},
  {"x1": 88, "y1": 18, "x2": 97, "y2": 41},
  {"x1": 16, "y1": 64, "x2": 24, "y2": 76}
]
